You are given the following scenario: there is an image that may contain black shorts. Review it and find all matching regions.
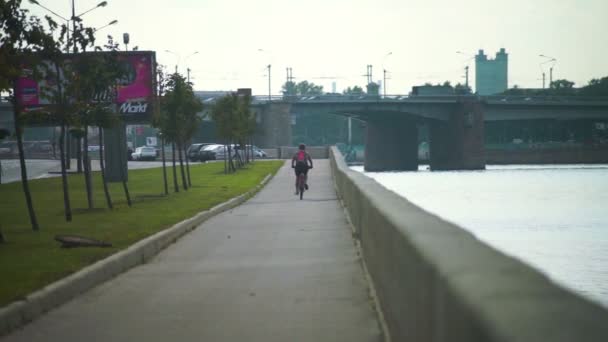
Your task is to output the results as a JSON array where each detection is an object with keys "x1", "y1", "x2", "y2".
[{"x1": 294, "y1": 162, "x2": 309, "y2": 176}]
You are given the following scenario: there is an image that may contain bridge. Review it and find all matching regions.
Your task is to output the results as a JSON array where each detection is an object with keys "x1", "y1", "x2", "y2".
[{"x1": 248, "y1": 95, "x2": 608, "y2": 171}]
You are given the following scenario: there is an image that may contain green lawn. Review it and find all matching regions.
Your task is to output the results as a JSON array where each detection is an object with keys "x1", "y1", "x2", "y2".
[{"x1": 0, "y1": 160, "x2": 283, "y2": 307}]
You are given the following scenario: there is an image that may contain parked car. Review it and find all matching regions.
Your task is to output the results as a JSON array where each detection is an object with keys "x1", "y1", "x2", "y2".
[
  {"x1": 187, "y1": 143, "x2": 214, "y2": 162},
  {"x1": 198, "y1": 144, "x2": 240, "y2": 161},
  {"x1": 247, "y1": 145, "x2": 267, "y2": 158},
  {"x1": 131, "y1": 146, "x2": 157, "y2": 161}
]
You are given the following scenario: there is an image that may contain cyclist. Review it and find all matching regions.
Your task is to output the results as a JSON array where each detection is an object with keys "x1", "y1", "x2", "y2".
[{"x1": 291, "y1": 143, "x2": 313, "y2": 195}]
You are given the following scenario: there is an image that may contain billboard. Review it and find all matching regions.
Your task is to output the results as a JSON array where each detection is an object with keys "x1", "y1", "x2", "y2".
[{"x1": 15, "y1": 51, "x2": 156, "y2": 123}]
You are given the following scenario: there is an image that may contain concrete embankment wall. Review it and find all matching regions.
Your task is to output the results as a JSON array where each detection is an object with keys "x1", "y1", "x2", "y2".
[
  {"x1": 261, "y1": 146, "x2": 329, "y2": 159},
  {"x1": 329, "y1": 146, "x2": 608, "y2": 342}
]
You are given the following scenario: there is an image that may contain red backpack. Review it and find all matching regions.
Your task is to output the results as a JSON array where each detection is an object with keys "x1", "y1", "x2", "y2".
[{"x1": 296, "y1": 150, "x2": 307, "y2": 163}]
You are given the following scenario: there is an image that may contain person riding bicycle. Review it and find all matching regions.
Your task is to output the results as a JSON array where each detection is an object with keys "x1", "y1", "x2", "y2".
[{"x1": 291, "y1": 144, "x2": 313, "y2": 195}]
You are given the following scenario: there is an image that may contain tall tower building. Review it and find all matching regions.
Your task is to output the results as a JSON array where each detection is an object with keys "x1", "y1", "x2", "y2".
[{"x1": 475, "y1": 48, "x2": 508, "y2": 95}]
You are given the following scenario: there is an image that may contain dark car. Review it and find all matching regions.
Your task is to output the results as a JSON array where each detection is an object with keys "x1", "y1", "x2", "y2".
[{"x1": 187, "y1": 143, "x2": 213, "y2": 162}]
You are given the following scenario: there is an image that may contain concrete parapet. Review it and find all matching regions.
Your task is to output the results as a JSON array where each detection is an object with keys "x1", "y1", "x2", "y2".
[
  {"x1": 279, "y1": 146, "x2": 329, "y2": 159},
  {"x1": 329, "y1": 146, "x2": 608, "y2": 341}
]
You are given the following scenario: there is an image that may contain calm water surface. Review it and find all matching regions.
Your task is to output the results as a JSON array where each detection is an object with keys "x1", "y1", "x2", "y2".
[{"x1": 353, "y1": 164, "x2": 608, "y2": 307}]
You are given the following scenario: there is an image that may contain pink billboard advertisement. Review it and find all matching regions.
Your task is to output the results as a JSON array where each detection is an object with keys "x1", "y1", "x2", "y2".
[{"x1": 15, "y1": 51, "x2": 156, "y2": 122}]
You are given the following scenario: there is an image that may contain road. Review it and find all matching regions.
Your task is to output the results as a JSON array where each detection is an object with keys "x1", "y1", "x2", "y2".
[
  {"x1": 1, "y1": 160, "x2": 383, "y2": 342},
  {"x1": 0, "y1": 159, "x2": 166, "y2": 184}
]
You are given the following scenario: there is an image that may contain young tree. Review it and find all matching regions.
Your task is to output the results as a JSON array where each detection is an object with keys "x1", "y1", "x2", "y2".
[
  {"x1": 210, "y1": 93, "x2": 254, "y2": 173},
  {"x1": 0, "y1": 0, "x2": 63, "y2": 230},
  {"x1": 156, "y1": 72, "x2": 202, "y2": 190}
]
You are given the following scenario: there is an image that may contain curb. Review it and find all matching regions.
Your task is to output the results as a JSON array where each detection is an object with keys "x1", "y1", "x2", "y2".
[{"x1": 0, "y1": 172, "x2": 274, "y2": 337}]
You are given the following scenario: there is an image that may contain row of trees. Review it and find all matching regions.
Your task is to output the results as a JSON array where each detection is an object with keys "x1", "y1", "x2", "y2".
[
  {"x1": 504, "y1": 77, "x2": 608, "y2": 96},
  {"x1": 155, "y1": 70, "x2": 203, "y2": 192}
]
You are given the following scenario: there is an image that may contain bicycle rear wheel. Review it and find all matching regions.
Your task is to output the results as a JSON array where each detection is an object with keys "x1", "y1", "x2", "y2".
[{"x1": 299, "y1": 185, "x2": 304, "y2": 200}]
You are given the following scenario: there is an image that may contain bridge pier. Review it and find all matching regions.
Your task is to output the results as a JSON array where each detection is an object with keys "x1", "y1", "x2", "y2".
[
  {"x1": 364, "y1": 117, "x2": 418, "y2": 171},
  {"x1": 429, "y1": 99, "x2": 485, "y2": 170},
  {"x1": 254, "y1": 102, "x2": 292, "y2": 148}
]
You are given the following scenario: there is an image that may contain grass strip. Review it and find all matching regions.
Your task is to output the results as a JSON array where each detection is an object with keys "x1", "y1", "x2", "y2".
[{"x1": 0, "y1": 160, "x2": 283, "y2": 307}]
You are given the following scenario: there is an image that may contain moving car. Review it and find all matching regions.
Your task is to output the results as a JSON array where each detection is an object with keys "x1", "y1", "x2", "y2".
[{"x1": 131, "y1": 146, "x2": 157, "y2": 161}]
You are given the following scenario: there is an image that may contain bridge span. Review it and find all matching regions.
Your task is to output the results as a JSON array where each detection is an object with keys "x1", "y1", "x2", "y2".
[{"x1": 250, "y1": 95, "x2": 608, "y2": 171}]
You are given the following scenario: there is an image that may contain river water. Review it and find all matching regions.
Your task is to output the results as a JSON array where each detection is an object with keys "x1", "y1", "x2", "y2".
[{"x1": 352, "y1": 164, "x2": 608, "y2": 308}]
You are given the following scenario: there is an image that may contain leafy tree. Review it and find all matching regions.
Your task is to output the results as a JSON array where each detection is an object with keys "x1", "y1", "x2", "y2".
[
  {"x1": 454, "y1": 83, "x2": 472, "y2": 95},
  {"x1": 282, "y1": 81, "x2": 296, "y2": 96},
  {"x1": 343, "y1": 86, "x2": 364, "y2": 95},
  {"x1": 580, "y1": 77, "x2": 608, "y2": 96},
  {"x1": 209, "y1": 93, "x2": 254, "y2": 173},
  {"x1": 0, "y1": 0, "x2": 61, "y2": 230},
  {"x1": 549, "y1": 79, "x2": 576, "y2": 95},
  {"x1": 281, "y1": 80, "x2": 323, "y2": 96}
]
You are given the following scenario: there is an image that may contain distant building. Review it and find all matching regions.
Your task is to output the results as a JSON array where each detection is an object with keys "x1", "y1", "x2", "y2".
[
  {"x1": 475, "y1": 48, "x2": 508, "y2": 95},
  {"x1": 410, "y1": 85, "x2": 454, "y2": 96}
]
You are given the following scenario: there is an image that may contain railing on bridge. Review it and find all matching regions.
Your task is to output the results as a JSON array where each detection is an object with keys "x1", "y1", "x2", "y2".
[{"x1": 244, "y1": 94, "x2": 608, "y2": 105}]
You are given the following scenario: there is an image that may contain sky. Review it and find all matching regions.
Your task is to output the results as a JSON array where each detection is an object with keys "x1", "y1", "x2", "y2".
[{"x1": 23, "y1": 0, "x2": 608, "y2": 95}]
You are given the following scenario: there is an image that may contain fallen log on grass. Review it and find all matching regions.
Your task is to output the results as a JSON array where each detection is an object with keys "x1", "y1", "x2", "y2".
[{"x1": 54, "y1": 235, "x2": 112, "y2": 248}]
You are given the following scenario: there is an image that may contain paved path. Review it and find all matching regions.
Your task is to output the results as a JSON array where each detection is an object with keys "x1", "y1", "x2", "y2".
[{"x1": 2, "y1": 160, "x2": 383, "y2": 342}]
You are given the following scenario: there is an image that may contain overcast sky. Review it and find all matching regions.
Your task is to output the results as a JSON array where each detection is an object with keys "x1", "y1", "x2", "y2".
[{"x1": 24, "y1": 0, "x2": 608, "y2": 95}]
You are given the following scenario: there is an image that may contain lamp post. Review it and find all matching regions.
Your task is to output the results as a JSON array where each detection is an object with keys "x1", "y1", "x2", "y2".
[
  {"x1": 184, "y1": 51, "x2": 199, "y2": 83},
  {"x1": 456, "y1": 51, "x2": 475, "y2": 89},
  {"x1": 540, "y1": 54, "x2": 557, "y2": 88},
  {"x1": 29, "y1": 0, "x2": 113, "y2": 171},
  {"x1": 29, "y1": 0, "x2": 110, "y2": 53},
  {"x1": 382, "y1": 52, "x2": 392, "y2": 98},
  {"x1": 164, "y1": 50, "x2": 198, "y2": 76},
  {"x1": 258, "y1": 49, "x2": 272, "y2": 101}
]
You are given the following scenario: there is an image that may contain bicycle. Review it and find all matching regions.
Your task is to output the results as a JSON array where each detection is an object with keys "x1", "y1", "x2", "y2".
[{"x1": 296, "y1": 172, "x2": 306, "y2": 200}]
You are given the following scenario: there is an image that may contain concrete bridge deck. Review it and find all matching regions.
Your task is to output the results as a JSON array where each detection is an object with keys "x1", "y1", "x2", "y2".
[{"x1": 1, "y1": 160, "x2": 383, "y2": 342}]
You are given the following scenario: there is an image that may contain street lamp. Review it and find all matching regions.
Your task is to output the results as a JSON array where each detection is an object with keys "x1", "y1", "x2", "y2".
[
  {"x1": 382, "y1": 52, "x2": 392, "y2": 98},
  {"x1": 540, "y1": 54, "x2": 557, "y2": 89},
  {"x1": 456, "y1": 51, "x2": 475, "y2": 89},
  {"x1": 184, "y1": 51, "x2": 199, "y2": 83},
  {"x1": 164, "y1": 50, "x2": 198, "y2": 75},
  {"x1": 94, "y1": 19, "x2": 117, "y2": 33},
  {"x1": 165, "y1": 50, "x2": 180, "y2": 73},
  {"x1": 258, "y1": 49, "x2": 272, "y2": 101},
  {"x1": 29, "y1": 0, "x2": 111, "y2": 53}
]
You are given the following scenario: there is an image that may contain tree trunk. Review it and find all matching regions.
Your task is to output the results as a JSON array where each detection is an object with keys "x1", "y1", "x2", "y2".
[
  {"x1": 119, "y1": 153, "x2": 132, "y2": 207},
  {"x1": 11, "y1": 91, "x2": 39, "y2": 230},
  {"x1": 161, "y1": 136, "x2": 168, "y2": 195},
  {"x1": 172, "y1": 142, "x2": 179, "y2": 192},
  {"x1": 83, "y1": 125, "x2": 93, "y2": 209},
  {"x1": 65, "y1": 128, "x2": 71, "y2": 170},
  {"x1": 178, "y1": 142, "x2": 188, "y2": 191},
  {"x1": 76, "y1": 135, "x2": 82, "y2": 173},
  {"x1": 223, "y1": 144, "x2": 228, "y2": 174},
  {"x1": 59, "y1": 123, "x2": 72, "y2": 222},
  {"x1": 98, "y1": 127, "x2": 113, "y2": 209},
  {"x1": 0, "y1": 226, "x2": 4, "y2": 243},
  {"x1": 227, "y1": 143, "x2": 235, "y2": 172},
  {"x1": 185, "y1": 144, "x2": 192, "y2": 187}
]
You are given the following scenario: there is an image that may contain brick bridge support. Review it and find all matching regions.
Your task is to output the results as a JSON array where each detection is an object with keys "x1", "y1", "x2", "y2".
[
  {"x1": 429, "y1": 99, "x2": 485, "y2": 170},
  {"x1": 364, "y1": 117, "x2": 418, "y2": 171}
]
